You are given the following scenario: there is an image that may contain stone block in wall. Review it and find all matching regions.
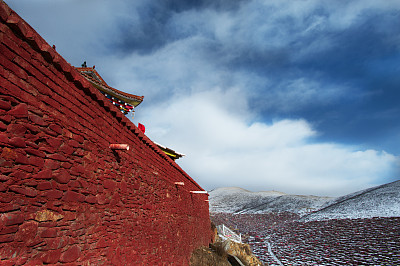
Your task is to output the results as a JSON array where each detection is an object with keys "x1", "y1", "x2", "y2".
[
  {"x1": 33, "y1": 169, "x2": 52, "y2": 180},
  {"x1": 9, "y1": 185, "x2": 37, "y2": 197},
  {"x1": 8, "y1": 136, "x2": 26, "y2": 148},
  {"x1": 7, "y1": 103, "x2": 28, "y2": 118},
  {"x1": 41, "y1": 249, "x2": 62, "y2": 264},
  {"x1": 0, "y1": 99, "x2": 12, "y2": 110}
]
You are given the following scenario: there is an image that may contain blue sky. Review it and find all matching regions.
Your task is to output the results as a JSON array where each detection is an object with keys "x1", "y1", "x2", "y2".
[{"x1": 7, "y1": 0, "x2": 400, "y2": 196}]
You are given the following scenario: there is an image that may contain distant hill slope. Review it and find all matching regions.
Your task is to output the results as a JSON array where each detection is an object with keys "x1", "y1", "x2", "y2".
[
  {"x1": 301, "y1": 180, "x2": 400, "y2": 221},
  {"x1": 209, "y1": 187, "x2": 334, "y2": 215}
]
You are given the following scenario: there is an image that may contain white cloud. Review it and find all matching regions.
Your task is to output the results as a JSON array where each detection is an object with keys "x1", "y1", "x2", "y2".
[{"x1": 137, "y1": 89, "x2": 398, "y2": 197}]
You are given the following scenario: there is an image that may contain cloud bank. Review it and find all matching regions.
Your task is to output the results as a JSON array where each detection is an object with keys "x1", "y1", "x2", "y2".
[{"x1": 139, "y1": 89, "x2": 397, "y2": 196}]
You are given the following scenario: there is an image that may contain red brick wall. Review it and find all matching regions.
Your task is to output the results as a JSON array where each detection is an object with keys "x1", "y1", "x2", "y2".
[{"x1": 0, "y1": 2, "x2": 211, "y2": 265}]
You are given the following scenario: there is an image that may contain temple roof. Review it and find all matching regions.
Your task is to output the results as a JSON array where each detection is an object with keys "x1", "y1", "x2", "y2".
[
  {"x1": 153, "y1": 142, "x2": 185, "y2": 161},
  {"x1": 75, "y1": 67, "x2": 144, "y2": 107}
]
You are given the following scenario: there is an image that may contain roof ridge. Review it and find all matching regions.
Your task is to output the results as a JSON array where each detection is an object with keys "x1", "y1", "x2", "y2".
[{"x1": 76, "y1": 67, "x2": 144, "y2": 103}]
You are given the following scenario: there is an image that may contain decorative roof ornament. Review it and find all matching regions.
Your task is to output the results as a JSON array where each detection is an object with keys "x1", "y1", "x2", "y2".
[{"x1": 75, "y1": 66, "x2": 144, "y2": 116}]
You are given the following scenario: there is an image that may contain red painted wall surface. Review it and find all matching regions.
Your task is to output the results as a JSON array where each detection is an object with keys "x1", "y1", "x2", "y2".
[{"x1": 0, "y1": 2, "x2": 211, "y2": 265}]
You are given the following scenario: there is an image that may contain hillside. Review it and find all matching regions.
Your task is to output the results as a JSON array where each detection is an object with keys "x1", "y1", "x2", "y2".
[
  {"x1": 209, "y1": 187, "x2": 334, "y2": 215},
  {"x1": 301, "y1": 180, "x2": 400, "y2": 221}
]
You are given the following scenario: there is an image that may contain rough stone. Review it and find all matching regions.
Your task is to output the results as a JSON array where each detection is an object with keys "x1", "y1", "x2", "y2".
[
  {"x1": 41, "y1": 249, "x2": 62, "y2": 264},
  {"x1": 63, "y1": 191, "x2": 85, "y2": 202},
  {"x1": 34, "y1": 210, "x2": 63, "y2": 222},
  {"x1": 44, "y1": 189, "x2": 63, "y2": 199},
  {"x1": 40, "y1": 228, "x2": 58, "y2": 238},
  {"x1": 44, "y1": 159, "x2": 60, "y2": 170},
  {"x1": 0, "y1": 99, "x2": 11, "y2": 110},
  {"x1": 8, "y1": 137, "x2": 26, "y2": 148},
  {"x1": 9, "y1": 185, "x2": 37, "y2": 197},
  {"x1": 60, "y1": 245, "x2": 81, "y2": 263},
  {"x1": 28, "y1": 114, "x2": 46, "y2": 126},
  {"x1": 14, "y1": 221, "x2": 38, "y2": 242},
  {"x1": 7, "y1": 103, "x2": 28, "y2": 118},
  {"x1": 34, "y1": 169, "x2": 52, "y2": 180},
  {"x1": 2, "y1": 213, "x2": 24, "y2": 226},
  {"x1": 28, "y1": 156, "x2": 45, "y2": 168},
  {"x1": 53, "y1": 170, "x2": 71, "y2": 184},
  {"x1": 6, "y1": 123, "x2": 26, "y2": 135}
]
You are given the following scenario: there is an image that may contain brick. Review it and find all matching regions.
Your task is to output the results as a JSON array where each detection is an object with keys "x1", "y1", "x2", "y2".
[
  {"x1": 46, "y1": 153, "x2": 67, "y2": 161},
  {"x1": 48, "y1": 123, "x2": 62, "y2": 135},
  {"x1": 70, "y1": 165, "x2": 84, "y2": 175},
  {"x1": 10, "y1": 169, "x2": 26, "y2": 179},
  {"x1": 15, "y1": 152, "x2": 28, "y2": 164},
  {"x1": 85, "y1": 195, "x2": 97, "y2": 204},
  {"x1": 59, "y1": 143, "x2": 74, "y2": 155},
  {"x1": 26, "y1": 141, "x2": 39, "y2": 149},
  {"x1": 0, "y1": 2, "x2": 12, "y2": 21},
  {"x1": 0, "y1": 121, "x2": 6, "y2": 131},
  {"x1": 9, "y1": 185, "x2": 37, "y2": 197},
  {"x1": 23, "y1": 123, "x2": 40, "y2": 134},
  {"x1": 61, "y1": 161, "x2": 72, "y2": 169},
  {"x1": 7, "y1": 103, "x2": 28, "y2": 118},
  {"x1": 44, "y1": 159, "x2": 60, "y2": 170},
  {"x1": 0, "y1": 234, "x2": 14, "y2": 243},
  {"x1": 0, "y1": 174, "x2": 9, "y2": 181},
  {"x1": 0, "y1": 132, "x2": 9, "y2": 144},
  {"x1": 96, "y1": 194, "x2": 107, "y2": 205},
  {"x1": 45, "y1": 137, "x2": 63, "y2": 149},
  {"x1": 0, "y1": 99, "x2": 11, "y2": 110},
  {"x1": 43, "y1": 236, "x2": 68, "y2": 250},
  {"x1": 1, "y1": 147, "x2": 17, "y2": 161},
  {"x1": 45, "y1": 189, "x2": 63, "y2": 199},
  {"x1": 14, "y1": 220, "x2": 38, "y2": 242},
  {"x1": 28, "y1": 156, "x2": 45, "y2": 167},
  {"x1": 34, "y1": 209, "x2": 63, "y2": 222},
  {"x1": 40, "y1": 228, "x2": 58, "y2": 238},
  {"x1": 0, "y1": 114, "x2": 12, "y2": 124},
  {"x1": 0, "y1": 225, "x2": 18, "y2": 235},
  {"x1": 39, "y1": 146, "x2": 56, "y2": 154},
  {"x1": 16, "y1": 164, "x2": 34, "y2": 172},
  {"x1": 8, "y1": 136, "x2": 26, "y2": 148},
  {"x1": 36, "y1": 181, "x2": 52, "y2": 190},
  {"x1": 34, "y1": 169, "x2": 52, "y2": 180},
  {"x1": 63, "y1": 191, "x2": 85, "y2": 202},
  {"x1": 104, "y1": 179, "x2": 116, "y2": 190},
  {"x1": 53, "y1": 169, "x2": 70, "y2": 184},
  {"x1": 60, "y1": 245, "x2": 81, "y2": 263},
  {"x1": 0, "y1": 193, "x2": 12, "y2": 203},
  {"x1": 28, "y1": 114, "x2": 47, "y2": 126},
  {"x1": 41, "y1": 249, "x2": 62, "y2": 264},
  {"x1": 6, "y1": 123, "x2": 26, "y2": 135},
  {"x1": 72, "y1": 134, "x2": 84, "y2": 143},
  {"x1": 25, "y1": 148, "x2": 46, "y2": 158},
  {"x1": 2, "y1": 213, "x2": 24, "y2": 226},
  {"x1": 68, "y1": 180, "x2": 81, "y2": 189}
]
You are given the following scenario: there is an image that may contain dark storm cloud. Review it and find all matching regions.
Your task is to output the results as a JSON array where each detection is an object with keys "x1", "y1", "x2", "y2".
[
  {"x1": 109, "y1": 0, "x2": 400, "y2": 154},
  {"x1": 113, "y1": 0, "x2": 247, "y2": 54}
]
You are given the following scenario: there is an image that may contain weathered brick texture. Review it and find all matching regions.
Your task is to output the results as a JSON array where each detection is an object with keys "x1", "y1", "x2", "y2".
[{"x1": 0, "y1": 2, "x2": 211, "y2": 264}]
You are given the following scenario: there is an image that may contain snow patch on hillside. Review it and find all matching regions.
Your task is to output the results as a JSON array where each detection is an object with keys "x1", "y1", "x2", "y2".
[
  {"x1": 301, "y1": 180, "x2": 400, "y2": 221},
  {"x1": 209, "y1": 180, "x2": 400, "y2": 220},
  {"x1": 209, "y1": 187, "x2": 333, "y2": 215}
]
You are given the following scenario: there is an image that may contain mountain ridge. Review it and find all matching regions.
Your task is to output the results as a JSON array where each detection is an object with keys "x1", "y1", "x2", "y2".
[{"x1": 209, "y1": 180, "x2": 400, "y2": 220}]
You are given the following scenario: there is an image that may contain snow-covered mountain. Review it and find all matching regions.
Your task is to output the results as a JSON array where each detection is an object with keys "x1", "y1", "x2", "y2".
[
  {"x1": 209, "y1": 180, "x2": 400, "y2": 221},
  {"x1": 301, "y1": 180, "x2": 400, "y2": 221},
  {"x1": 209, "y1": 187, "x2": 334, "y2": 215}
]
